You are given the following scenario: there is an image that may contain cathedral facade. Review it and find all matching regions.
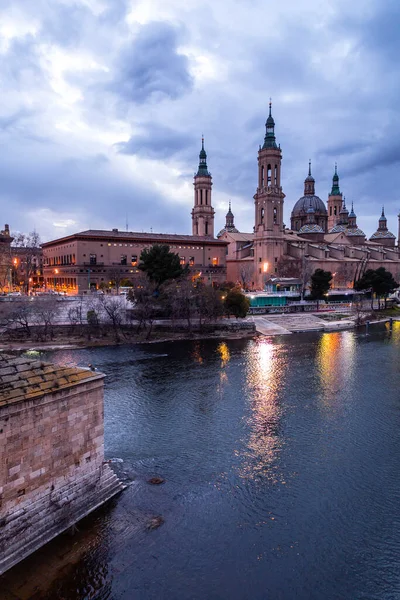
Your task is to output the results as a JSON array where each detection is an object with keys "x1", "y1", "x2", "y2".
[{"x1": 218, "y1": 105, "x2": 400, "y2": 289}]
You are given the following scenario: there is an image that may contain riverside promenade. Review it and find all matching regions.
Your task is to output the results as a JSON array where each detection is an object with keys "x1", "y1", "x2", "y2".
[{"x1": 251, "y1": 313, "x2": 357, "y2": 335}]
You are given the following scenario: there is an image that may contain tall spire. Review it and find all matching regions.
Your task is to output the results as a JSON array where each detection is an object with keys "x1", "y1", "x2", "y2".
[
  {"x1": 330, "y1": 163, "x2": 341, "y2": 195},
  {"x1": 304, "y1": 161, "x2": 315, "y2": 196},
  {"x1": 262, "y1": 100, "x2": 278, "y2": 149},
  {"x1": 378, "y1": 206, "x2": 388, "y2": 230},
  {"x1": 196, "y1": 136, "x2": 210, "y2": 177}
]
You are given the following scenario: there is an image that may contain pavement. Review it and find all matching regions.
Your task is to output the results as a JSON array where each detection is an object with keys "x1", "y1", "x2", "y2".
[{"x1": 251, "y1": 313, "x2": 356, "y2": 336}]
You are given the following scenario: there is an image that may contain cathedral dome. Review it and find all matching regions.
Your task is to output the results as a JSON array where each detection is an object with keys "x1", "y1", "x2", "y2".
[
  {"x1": 370, "y1": 230, "x2": 395, "y2": 240},
  {"x1": 328, "y1": 224, "x2": 347, "y2": 233},
  {"x1": 346, "y1": 228, "x2": 365, "y2": 237},
  {"x1": 298, "y1": 223, "x2": 324, "y2": 234},
  {"x1": 292, "y1": 195, "x2": 327, "y2": 217}
]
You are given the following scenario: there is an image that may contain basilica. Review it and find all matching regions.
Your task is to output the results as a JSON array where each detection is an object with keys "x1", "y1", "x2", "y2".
[
  {"x1": 216, "y1": 104, "x2": 400, "y2": 289},
  {"x1": 5, "y1": 107, "x2": 400, "y2": 295}
]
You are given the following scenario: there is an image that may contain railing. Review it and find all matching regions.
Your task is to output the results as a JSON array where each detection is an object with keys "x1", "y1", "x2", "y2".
[{"x1": 83, "y1": 262, "x2": 104, "y2": 266}]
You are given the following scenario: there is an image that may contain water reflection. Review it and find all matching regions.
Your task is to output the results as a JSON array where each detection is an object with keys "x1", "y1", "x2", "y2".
[
  {"x1": 217, "y1": 341, "x2": 230, "y2": 367},
  {"x1": 316, "y1": 331, "x2": 356, "y2": 409},
  {"x1": 239, "y1": 340, "x2": 286, "y2": 483},
  {"x1": 385, "y1": 320, "x2": 400, "y2": 345},
  {"x1": 191, "y1": 342, "x2": 203, "y2": 364}
]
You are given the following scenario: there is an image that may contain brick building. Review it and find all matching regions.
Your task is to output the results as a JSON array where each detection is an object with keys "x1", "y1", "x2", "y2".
[
  {"x1": 0, "y1": 354, "x2": 124, "y2": 574},
  {"x1": 42, "y1": 141, "x2": 228, "y2": 294}
]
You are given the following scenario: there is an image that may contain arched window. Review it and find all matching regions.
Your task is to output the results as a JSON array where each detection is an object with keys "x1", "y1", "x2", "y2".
[
  {"x1": 273, "y1": 207, "x2": 277, "y2": 224},
  {"x1": 200, "y1": 190, "x2": 203, "y2": 205},
  {"x1": 330, "y1": 206, "x2": 332, "y2": 216},
  {"x1": 260, "y1": 207, "x2": 265, "y2": 224},
  {"x1": 195, "y1": 220, "x2": 198, "y2": 235},
  {"x1": 267, "y1": 164, "x2": 271, "y2": 185},
  {"x1": 205, "y1": 221, "x2": 209, "y2": 235},
  {"x1": 274, "y1": 164, "x2": 278, "y2": 185},
  {"x1": 261, "y1": 165, "x2": 264, "y2": 186}
]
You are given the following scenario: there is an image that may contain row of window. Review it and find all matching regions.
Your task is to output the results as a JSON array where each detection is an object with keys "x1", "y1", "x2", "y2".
[
  {"x1": 45, "y1": 254, "x2": 76, "y2": 266},
  {"x1": 195, "y1": 189, "x2": 210, "y2": 206}
]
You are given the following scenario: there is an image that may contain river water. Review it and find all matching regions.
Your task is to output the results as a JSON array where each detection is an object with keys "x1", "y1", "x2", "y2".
[{"x1": 2, "y1": 323, "x2": 400, "y2": 599}]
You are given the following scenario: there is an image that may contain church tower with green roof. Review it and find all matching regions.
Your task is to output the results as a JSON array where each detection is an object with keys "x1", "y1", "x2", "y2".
[
  {"x1": 192, "y1": 137, "x2": 215, "y2": 237},
  {"x1": 327, "y1": 164, "x2": 343, "y2": 231},
  {"x1": 253, "y1": 102, "x2": 285, "y2": 287}
]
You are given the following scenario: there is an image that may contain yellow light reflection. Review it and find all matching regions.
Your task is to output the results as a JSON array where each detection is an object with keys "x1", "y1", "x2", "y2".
[
  {"x1": 385, "y1": 320, "x2": 400, "y2": 345},
  {"x1": 238, "y1": 339, "x2": 286, "y2": 483},
  {"x1": 317, "y1": 331, "x2": 355, "y2": 410},
  {"x1": 217, "y1": 342, "x2": 230, "y2": 367}
]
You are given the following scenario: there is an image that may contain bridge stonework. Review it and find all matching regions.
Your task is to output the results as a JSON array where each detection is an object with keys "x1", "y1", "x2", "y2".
[{"x1": 0, "y1": 355, "x2": 124, "y2": 575}]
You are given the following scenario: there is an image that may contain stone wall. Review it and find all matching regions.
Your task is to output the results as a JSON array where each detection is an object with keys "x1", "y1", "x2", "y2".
[{"x1": 0, "y1": 355, "x2": 124, "y2": 575}]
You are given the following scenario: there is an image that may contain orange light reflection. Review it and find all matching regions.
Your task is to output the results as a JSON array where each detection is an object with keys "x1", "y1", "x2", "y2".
[{"x1": 239, "y1": 339, "x2": 285, "y2": 483}]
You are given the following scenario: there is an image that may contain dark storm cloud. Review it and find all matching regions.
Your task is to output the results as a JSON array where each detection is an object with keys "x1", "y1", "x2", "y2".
[
  {"x1": 1, "y1": 0, "x2": 400, "y2": 240},
  {"x1": 116, "y1": 124, "x2": 194, "y2": 159},
  {"x1": 110, "y1": 22, "x2": 193, "y2": 104},
  {"x1": 0, "y1": 139, "x2": 187, "y2": 240}
]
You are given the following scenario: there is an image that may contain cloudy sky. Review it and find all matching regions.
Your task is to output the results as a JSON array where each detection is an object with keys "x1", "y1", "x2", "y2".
[{"x1": 1, "y1": 0, "x2": 400, "y2": 241}]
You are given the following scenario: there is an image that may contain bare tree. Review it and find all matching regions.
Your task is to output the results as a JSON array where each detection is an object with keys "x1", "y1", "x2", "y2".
[
  {"x1": 276, "y1": 256, "x2": 303, "y2": 278},
  {"x1": 6, "y1": 297, "x2": 34, "y2": 337},
  {"x1": 165, "y1": 279, "x2": 197, "y2": 332},
  {"x1": 335, "y1": 262, "x2": 355, "y2": 288},
  {"x1": 239, "y1": 262, "x2": 255, "y2": 290},
  {"x1": 129, "y1": 277, "x2": 158, "y2": 338},
  {"x1": 67, "y1": 296, "x2": 86, "y2": 335},
  {"x1": 196, "y1": 284, "x2": 224, "y2": 327},
  {"x1": 31, "y1": 297, "x2": 60, "y2": 340},
  {"x1": 351, "y1": 293, "x2": 369, "y2": 325},
  {"x1": 98, "y1": 295, "x2": 125, "y2": 341},
  {"x1": 108, "y1": 268, "x2": 124, "y2": 294},
  {"x1": 300, "y1": 255, "x2": 312, "y2": 300}
]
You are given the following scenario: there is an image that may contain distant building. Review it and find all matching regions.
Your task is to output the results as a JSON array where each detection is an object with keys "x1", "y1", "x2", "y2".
[
  {"x1": 9, "y1": 107, "x2": 400, "y2": 293},
  {"x1": 42, "y1": 142, "x2": 228, "y2": 294},
  {"x1": 0, "y1": 224, "x2": 12, "y2": 291},
  {"x1": 225, "y1": 103, "x2": 400, "y2": 288}
]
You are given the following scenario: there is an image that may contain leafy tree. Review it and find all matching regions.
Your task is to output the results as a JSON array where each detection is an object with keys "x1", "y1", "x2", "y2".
[
  {"x1": 309, "y1": 269, "x2": 332, "y2": 307},
  {"x1": 224, "y1": 287, "x2": 250, "y2": 319},
  {"x1": 139, "y1": 245, "x2": 189, "y2": 289},
  {"x1": 355, "y1": 267, "x2": 399, "y2": 309}
]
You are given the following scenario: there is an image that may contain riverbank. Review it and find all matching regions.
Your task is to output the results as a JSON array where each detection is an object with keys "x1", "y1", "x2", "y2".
[
  {"x1": 1, "y1": 311, "x2": 399, "y2": 352},
  {"x1": 0, "y1": 321, "x2": 256, "y2": 352}
]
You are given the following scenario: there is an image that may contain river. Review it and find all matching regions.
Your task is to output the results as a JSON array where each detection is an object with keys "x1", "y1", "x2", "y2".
[{"x1": 2, "y1": 323, "x2": 400, "y2": 599}]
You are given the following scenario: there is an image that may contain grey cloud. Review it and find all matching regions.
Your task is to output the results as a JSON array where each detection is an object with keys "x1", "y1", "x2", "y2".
[
  {"x1": 116, "y1": 124, "x2": 194, "y2": 159},
  {"x1": 110, "y1": 22, "x2": 193, "y2": 104}
]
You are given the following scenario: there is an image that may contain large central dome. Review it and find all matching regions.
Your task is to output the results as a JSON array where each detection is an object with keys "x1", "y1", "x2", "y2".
[
  {"x1": 290, "y1": 163, "x2": 328, "y2": 232},
  {"x1": 291, "y1": 195, "x2": 327, "y2": 217}
]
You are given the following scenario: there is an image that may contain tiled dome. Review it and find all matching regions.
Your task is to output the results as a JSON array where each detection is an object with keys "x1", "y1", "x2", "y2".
[
  {"x1": 329, "y1": 224, "x2": 347, "y2": 233},
  {"x1": 298, "y1": 223, "x2": 324, "y2": 234},
  {"x1": 370, "y1": 230, "x2": 395, "y2": 239}
]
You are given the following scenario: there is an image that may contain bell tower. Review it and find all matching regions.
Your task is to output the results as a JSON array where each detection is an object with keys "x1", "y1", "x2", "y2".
[
  {"x1": 192, "y1": 138, "x2": 215, "y2": 237},
  {"x1": 327, "y1": 164, "x2": 343, "y2": 231},
  {"x1": 253, "y1": 102, "x2": 285, "y2": 287}
]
